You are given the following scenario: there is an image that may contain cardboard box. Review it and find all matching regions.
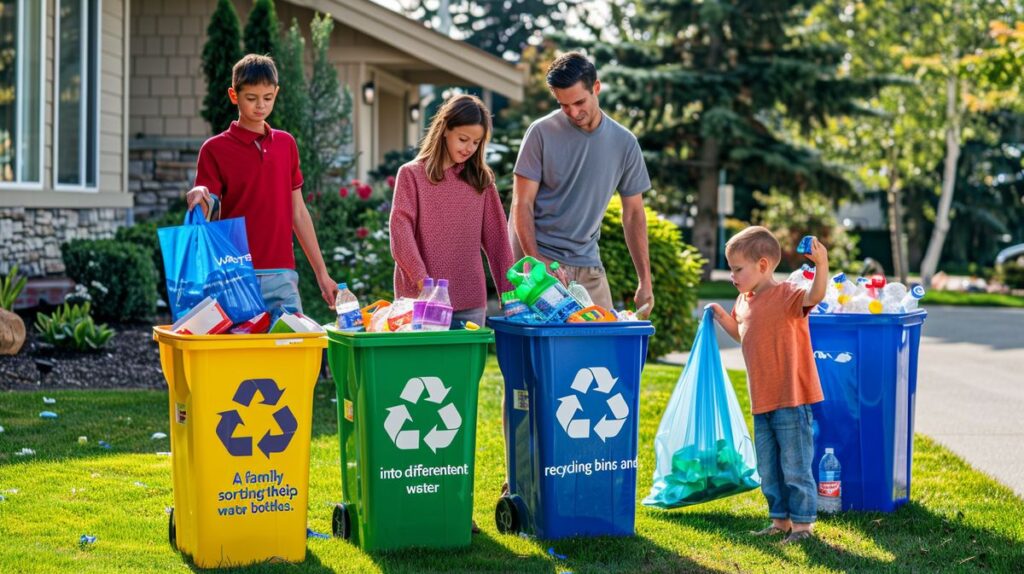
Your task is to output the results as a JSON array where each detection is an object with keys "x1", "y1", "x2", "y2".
[{"x1": 172, "y1": 297, "x2": 232, "y2": 335}]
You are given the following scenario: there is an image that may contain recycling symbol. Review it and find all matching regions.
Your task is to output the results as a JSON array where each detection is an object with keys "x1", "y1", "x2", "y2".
[
  {"x1": 216, "y1": 378, "x2": 296, "y2": 458},
  {"x1": 556, "y1": 367, "x2": 628, "y2": 442},
  {"x1": 384, "y1": 377, "x2": 462, "y2": 453}
]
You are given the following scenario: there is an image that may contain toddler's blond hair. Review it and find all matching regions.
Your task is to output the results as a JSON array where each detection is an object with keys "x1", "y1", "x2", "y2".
[{"x1": 725, "y1": 226, "x2": 781, "y2": 266}]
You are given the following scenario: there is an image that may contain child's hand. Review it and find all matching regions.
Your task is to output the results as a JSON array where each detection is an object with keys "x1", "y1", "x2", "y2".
[
  {"x1": 706, "y1": 303, "x2": 727, "y2": 323},
  {"x1": 186, "y1": 186, "x2": 213, "y2": 218},
  {"x1": 805, "y1": 237, "x2": 829, "y2": 269}
]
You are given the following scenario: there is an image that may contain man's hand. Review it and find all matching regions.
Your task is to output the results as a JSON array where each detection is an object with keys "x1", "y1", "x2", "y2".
[
  {"x1": 186, "y1": 186, "x2": 213, "y2": 218},
  {"x1": 317, "y1": 272, "x2": 339, "y2": 309},
  {"x1": 634, "y1": 281, "x2": 654, "y2": 318}
]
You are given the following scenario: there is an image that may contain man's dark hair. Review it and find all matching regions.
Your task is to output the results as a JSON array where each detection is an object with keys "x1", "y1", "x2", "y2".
[
  {"x1": 232, "y1": 53, "x2": 278, "y2": 91},
  {"x1": 546, "y1": 51, "x2": 597, "y2": 91}
]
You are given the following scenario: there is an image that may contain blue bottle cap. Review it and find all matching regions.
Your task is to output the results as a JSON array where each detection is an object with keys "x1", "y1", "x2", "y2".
[{"x1": 337, "y1": 282, "x2": 347, "y2": 290}]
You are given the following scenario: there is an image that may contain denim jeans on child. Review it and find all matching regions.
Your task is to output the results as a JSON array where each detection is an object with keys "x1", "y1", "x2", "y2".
[
  {"x1": 753, "y1": 404, "x2": 818, "y2": 523},
  {"x1": 258, "y1": 269, "x2": 303, "y2": 318}
]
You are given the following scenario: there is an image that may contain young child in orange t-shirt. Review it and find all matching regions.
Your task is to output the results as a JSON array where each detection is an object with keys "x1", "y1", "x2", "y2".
[{"x1": 708, "y1": 226, "x2": 828, "y2": 544}]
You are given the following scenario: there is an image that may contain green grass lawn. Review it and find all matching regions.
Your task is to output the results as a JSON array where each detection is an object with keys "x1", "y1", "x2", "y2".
[{"x1": 2, "y1": 360, "x2": 1023, "y2": 573}]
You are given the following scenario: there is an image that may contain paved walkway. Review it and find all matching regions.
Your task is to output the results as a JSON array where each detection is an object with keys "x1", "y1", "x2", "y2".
[{"x1": 663, "y1": 302, "x2": 1024, "y2": 498}]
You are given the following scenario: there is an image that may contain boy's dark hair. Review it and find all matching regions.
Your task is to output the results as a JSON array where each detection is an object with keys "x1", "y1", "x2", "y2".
[
  {"x1": 546, "y1": 51, "x2": 597, "y2": 91},
  {"x1": 232, "y1": 54, "x2": 278, "y2": 91}
]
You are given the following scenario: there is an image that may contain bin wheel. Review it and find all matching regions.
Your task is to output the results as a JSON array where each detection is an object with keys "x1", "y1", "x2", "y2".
[
  {"x1": 332, "y1": 503, "x2": 351, "y2": 540},
  {"x1": 495, "y1": 496, "x2": 520, "y2": 534},
  {"x1": 168, "y1": 508, "x2": 177, "y2": 550}
]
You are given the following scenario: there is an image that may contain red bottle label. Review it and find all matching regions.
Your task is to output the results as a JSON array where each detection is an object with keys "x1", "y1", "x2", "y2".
[{"x1": 818, "y1": 481, "x2": 841, "y2": 497}]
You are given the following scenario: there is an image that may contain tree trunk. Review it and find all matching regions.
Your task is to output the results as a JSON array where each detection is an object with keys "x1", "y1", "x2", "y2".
[
  {"x1": 919, "y1": 73, "x2": 961, "y2": 286},
  {"x1": 694, "y1": 138, "x2": 721, "y2": 280},
  {"x1": 693, "y1": 18, "x2": 724, "y2": 281},
  {"x1": 886, "y1": 145, "x2": 908, "y2": 284}
]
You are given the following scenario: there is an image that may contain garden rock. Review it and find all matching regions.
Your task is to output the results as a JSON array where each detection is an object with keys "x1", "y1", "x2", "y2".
[{"x1": 0, "y1": 308, "x2": 26, "y2": 355}]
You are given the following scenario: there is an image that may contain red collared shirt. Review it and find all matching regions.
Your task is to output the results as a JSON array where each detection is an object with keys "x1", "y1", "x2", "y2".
[{"x1": 194, "y1": 121, "x2": 304, "y2": 270}]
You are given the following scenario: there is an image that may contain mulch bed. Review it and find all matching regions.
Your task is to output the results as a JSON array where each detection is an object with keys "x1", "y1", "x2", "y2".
[{"x1": 0, "y1": 318, "x2": 167, "y2": 391}]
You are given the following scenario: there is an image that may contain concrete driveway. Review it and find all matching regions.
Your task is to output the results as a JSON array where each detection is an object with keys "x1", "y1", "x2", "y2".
[{"x1": 663, "y1": 302, "x2": 1024, "y2": 498}]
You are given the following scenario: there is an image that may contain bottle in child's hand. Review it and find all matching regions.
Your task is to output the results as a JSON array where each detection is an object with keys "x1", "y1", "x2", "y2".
[{"x1": 797, "y1": 235, "x2": 815, "y2": 254}]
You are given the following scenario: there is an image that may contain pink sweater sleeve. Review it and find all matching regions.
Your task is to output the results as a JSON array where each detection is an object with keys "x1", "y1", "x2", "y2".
[
  {"x1": 389, "y1": 166, "x2": 428, "y2": 285},
  {"x1": 481, "y1": 184, "x2": 515, "y2": 295}
]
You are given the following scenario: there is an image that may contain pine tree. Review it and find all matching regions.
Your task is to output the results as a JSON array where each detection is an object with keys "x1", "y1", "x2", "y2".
[
  {"x1": 272, "y1": 19, "x2": 309, "y2": 144},
  {"x1": 244, "y1": 0, "x2": 280, "y2": 57},
  {"x1": 304, "y1": 13, "x2": 353, "y2": 195},
  {"x1": 589, "y1": 1, "x2": 890, "y2": 276},
  {"x1": 200, "y1": 0, "x2": 243, "y2": 134}
]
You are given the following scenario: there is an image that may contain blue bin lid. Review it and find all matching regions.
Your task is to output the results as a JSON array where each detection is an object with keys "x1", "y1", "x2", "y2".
[
  {"x1": 487, "y1": 316, "x2": 655, "y2": 337},
  {"x1": 808, "y1": 309, "x2": 927, "y2": 327}
]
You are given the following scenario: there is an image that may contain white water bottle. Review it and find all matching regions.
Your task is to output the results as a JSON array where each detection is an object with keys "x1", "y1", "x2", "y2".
[
  {"x1": 335, "y1": 282, "x2": 362, "y2": 329},
  {"x1": 817, "y1": 448, "x2": 842, "y2": 513}
]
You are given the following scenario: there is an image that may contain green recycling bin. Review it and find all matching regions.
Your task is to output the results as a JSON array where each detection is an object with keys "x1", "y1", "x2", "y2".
[{"x1": 326, "y1": 326, "x2": 493, "y2": 551}]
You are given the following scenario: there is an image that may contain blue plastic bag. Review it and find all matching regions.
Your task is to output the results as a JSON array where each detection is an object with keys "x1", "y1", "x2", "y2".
[
  {"x1": 157, "y1": 208, "x2": 266, "y2": 324},
  {"x1": 643, "y1": 307, "x2": 759, "y2": 508}
]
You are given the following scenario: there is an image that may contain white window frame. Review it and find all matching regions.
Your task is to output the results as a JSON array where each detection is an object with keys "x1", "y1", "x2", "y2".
[
  {"x1": 0, "y1": 0, "x2": 47, "y2": 190},
  {"x1": 53, "y1": 0, "x2": 102, "y2": 193}
]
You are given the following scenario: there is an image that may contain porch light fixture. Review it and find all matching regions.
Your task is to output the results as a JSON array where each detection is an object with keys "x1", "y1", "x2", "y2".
[
  {"x1": 362, "y1": 81, "x2": 376, "y2": 106},
  {"x1": 408, "y1": 104, "x2": 421, "y2": 123}
]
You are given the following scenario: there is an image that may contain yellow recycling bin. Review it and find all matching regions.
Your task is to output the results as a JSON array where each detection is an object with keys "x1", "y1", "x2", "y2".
[{"x1": 154, "y1": 327, "x2": 326, "y2": 568}]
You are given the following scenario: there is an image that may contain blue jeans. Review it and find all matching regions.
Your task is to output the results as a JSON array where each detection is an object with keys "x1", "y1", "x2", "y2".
[
  {"x1": 753, "y1": 405, "x2": 817, "y2": 524},
  {"x1": 258, "y1": 269, "x2": 303, "y2": 319}
]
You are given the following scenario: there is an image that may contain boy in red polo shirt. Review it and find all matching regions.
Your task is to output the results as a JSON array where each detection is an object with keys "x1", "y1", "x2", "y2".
[{"x1": 186, "y1": 54, "x2": 337, "y2": 316}]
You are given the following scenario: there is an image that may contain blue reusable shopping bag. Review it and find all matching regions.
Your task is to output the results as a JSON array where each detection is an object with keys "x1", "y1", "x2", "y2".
[
  {"x1": 643, "y1": 307, "x2": 759, "y2": 508},
  {"x1": 157, "y1": 207, "x2": 266, "y2": 324}
]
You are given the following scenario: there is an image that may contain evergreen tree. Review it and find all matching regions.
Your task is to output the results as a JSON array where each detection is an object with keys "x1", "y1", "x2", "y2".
[
  {"x1": 244, "y1": 0, "x2": 280, "y2": 57},
  {"x1": 304, "y1": 13, "x2": 353, "y2": 195},
  {"x1": 272, "y1": 19, "x2": 309, "y2": 143},
  {"x1": 200, "y1": 0, "x2": 243, "y2": 134},
  {"x1": 587, "y1": 1, "x2": 890, "y2": 276}
]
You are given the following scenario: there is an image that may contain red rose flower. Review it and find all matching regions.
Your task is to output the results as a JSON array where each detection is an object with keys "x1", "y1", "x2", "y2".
[
  {"x1": 339, "y1": 187, "x2": 349, "y2": 198},
  {"x1": 355, "y1": 226, "x2": 369, "y2": 239},
  {"x1": 386, "y1": 175, "x2": 396, "y2": 188},
  {"x1": 356, "y1": 184, "x2": 373, "y2": 200},
  {"x1": 306, "y1": 193, "x2": 313, "y2": 203}
]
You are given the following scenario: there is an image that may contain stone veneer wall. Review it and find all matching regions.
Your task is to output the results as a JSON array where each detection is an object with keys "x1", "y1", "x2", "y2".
[
  {"x1": 128, "y1": 139, "x2": 202, "y2": 221},
  {"x1": 0, "y1": 140, "x2": 201, "y2": 279},
  {"x1": 0, "y1": 208, "x2": 127, "y2": 277}
]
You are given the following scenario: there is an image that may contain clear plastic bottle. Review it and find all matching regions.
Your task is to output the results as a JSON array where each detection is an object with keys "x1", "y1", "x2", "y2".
[
  {"x1": 817, "y1": 448, "x2": 842, "y2": 513},
  {"x1": 335, "y1": 283, "x2": 363, "y2": 329},
  {"x1": 566, "y1": 281, "x2": 594, "y2": 308},
  {"x1": 900, "y1": 284, "x2": 926, "y2": 312},
  {"x1": 421, "y1": 278, "x2": 453, "y2": 331},
  {"x1": 411, "y1": 277, "x2": 435, "y2": 331}
]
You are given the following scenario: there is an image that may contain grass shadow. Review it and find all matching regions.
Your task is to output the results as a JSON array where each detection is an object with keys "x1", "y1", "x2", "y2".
[
  {"x1": 518, "y1": 530, "x2": 725, "y2": 574},
  {"x1": 173, "y1": 545, "x2": 336, "y2": 573},
  {"x1": 355, "y1": 531, "x2": 552, "y2": 573}
]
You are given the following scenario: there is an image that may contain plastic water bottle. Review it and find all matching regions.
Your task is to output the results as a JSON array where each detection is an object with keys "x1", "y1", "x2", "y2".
[
  {"x1": 900, "y1": 284, "x2": 926, "y2": 312},
  {"x1": 421, "y1": 279, "x2": 453, "y2": 331},
  {"x1": 335, "y1": 283, "x2": 363, "y2": 329},
  {"x1": 411, "y1": 277, "x2": 435, "y2": 330},
  {"x1": 817, "y1": 448, "x2": 842, "y2": 513},
  {"x1": 797, "y1": 235, "x2": 815, "y2": 254},
  {"x1": 566, "y1": 281, "x2": 594, "y2": 308},
  {"x1": 786, "y1": 264, "x2": 815, "y2": 290}
]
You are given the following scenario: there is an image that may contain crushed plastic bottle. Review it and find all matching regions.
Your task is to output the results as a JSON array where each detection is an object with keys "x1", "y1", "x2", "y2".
[
  {"x1": 335, "y1": 283, "x2": 363, "y2": 330},
  {"x1": 817, "y1": 448, "x2": 842, "y2": 513}
]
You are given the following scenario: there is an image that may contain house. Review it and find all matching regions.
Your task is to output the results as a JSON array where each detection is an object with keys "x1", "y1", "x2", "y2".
[{"x1": 0, "y1": 0, "x2": 525, "y2": 286}]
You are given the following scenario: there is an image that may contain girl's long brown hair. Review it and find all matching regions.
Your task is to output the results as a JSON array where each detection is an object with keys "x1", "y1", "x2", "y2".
[{"x1": 415, "y1": 94, "x2": 495, "y2": 192}]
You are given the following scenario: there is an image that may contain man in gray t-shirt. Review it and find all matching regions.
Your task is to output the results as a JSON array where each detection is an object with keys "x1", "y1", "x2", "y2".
[{"x1": 510, "y1": 51, "x2": 654, "y2": 317}]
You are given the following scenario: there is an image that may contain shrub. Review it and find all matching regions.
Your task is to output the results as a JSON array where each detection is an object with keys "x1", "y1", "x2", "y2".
[
  {"x1": 0, "y1": 264, "x2": 28, "y2": 310},
  {"x1": 295, "y1": 183, "x2": 395, "y2": 325},
  {"x1": 599, "y1": 196, "x2": 706, "y2": 358},
  {"x1": 201, "y1": 0, "x2": 243, "y2": 134},
  {"x1": 1002, "y1": 262, "x2": 1024, "y2": 290},
  {"x1": 62, "y1": 239, "x2": 158, "y2": 322},
  {"x1": 752, "y1": 190, "x2": 859, "y2": 272},
  {"x1": 34, "y1": 302, "x2": 115, "y2": 351}
]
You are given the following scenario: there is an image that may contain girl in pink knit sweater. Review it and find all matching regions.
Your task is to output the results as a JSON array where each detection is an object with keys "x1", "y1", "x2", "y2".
[{"x1": 389, "y1": 95, "x2": 515, "y2": 328}]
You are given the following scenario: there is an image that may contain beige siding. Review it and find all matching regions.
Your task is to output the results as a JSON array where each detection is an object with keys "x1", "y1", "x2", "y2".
[{"x1": 0, "y1": 0, "x2": 130, "y2": 208}]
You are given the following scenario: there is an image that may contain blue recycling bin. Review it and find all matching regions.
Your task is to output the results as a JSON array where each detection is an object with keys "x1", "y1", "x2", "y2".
[
  {"x1": 809, "y1": 310, "x2": 927, "y2": 512},
  {"x1": 489, "y1": 318, "x2": 655, "y2": 539}
]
